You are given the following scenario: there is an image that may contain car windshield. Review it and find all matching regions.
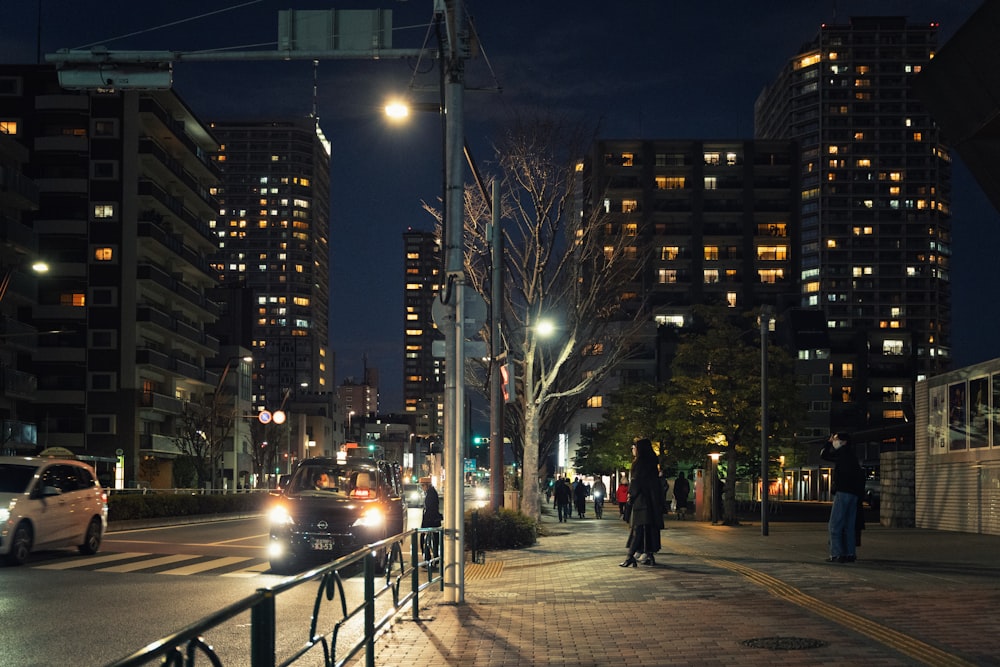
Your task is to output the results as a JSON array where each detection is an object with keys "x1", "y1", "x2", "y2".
[
  {"x1": 291, "y1": 464, "x2": 380, "y2": 499},
  {"x1": 0, "y1": 464, "x2": 38, "y2": 493}
]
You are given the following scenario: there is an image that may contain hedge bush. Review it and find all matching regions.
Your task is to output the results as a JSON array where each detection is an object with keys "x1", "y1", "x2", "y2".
[
  {"x1": 108, "y1": 492, "x2": 271, "y2": 522},
  {"x1": 464, "y1": 507, "x2": 537, "y2": 550}
]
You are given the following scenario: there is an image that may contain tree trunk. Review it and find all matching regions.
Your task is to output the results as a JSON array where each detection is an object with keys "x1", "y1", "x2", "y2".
[{"x1": 520, "y1": 401, "x2": 542, "y2": 521}]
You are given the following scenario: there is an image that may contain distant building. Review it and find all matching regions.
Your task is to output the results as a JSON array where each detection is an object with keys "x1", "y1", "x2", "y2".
[
  {"x1": 755, "y1": 16, "x2": 948, "y2": 449},
  {"x1": 209, "y1": 118, "x2": 335, "y2": 466},
  {"x1": 402, "y1": 228, "x2": 443, "y2": 437}
]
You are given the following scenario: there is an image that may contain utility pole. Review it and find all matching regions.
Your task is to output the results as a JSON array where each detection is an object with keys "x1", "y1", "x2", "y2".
[{"x1": 489, "y1": 178, "x2": 504, "y2": 512}]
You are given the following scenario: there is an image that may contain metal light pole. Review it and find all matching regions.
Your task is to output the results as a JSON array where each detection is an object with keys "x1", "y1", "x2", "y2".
[
  {"x1": 441, "y1": 0, "x2": 468, "y2": 604},
  {"x1": 489, "y1": 178, "x2": 504, "y2": 512}
]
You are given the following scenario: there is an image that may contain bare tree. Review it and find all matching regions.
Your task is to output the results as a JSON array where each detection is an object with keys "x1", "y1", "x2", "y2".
[
  {"x1": 459, "y1": 113, "x2": 651, "y2": 519},
  {"x1": 173, "y1": 392, "x2": 235, "y2": 489}
]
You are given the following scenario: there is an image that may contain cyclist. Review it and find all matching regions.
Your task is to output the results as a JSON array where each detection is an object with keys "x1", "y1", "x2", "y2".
[{"x1": 592, "y1": 476, "x2": 607, "y2": 519}]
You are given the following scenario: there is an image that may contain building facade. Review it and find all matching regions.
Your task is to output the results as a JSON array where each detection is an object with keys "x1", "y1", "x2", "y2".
[
  {"x1": 209, "y1": 119, "x2": 336, "y2": 468},
  {"x1": 402, "y1": 228, "x2": 443, "y2": 437},
  {"x1": 0, "y1": 65, "x2": 224, "y2": 486},
  {"x1": 755, "y1": 16, "x2": 950, "y2": 443}
]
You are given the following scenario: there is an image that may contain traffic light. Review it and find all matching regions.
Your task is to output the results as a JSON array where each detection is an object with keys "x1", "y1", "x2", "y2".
[{"x1": 500, "y1": 359, "x2": 515, "y2": 404}]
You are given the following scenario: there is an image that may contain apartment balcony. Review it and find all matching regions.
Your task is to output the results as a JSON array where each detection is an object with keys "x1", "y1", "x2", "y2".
[
  {"x1": 136, "y1": 262, "x2": 220, "y2": 318},
  {"x1": 138, "y1": 137, "x2": 220, "y2": 215},
  {"x1": 0, "y1": 316, "x2": 37, "y2": 352},
  {"x1": 138, "y1": 98, "x2": 220, "y2": 181},
  {"x1": 0, "y1": 367, "x2": 37, "y2": 400},
  {"x1": 139, "y1": 432, "x2": 184, "y2": 456},
  {"x1": 136, "y1": 346, "x2": 213, "y2": 384},
  {"x1": 136, "y1": 304, "x2": 220, "y2": 356},
  {"x1": 139, "y1": 390, "x2": 182, "y2": 414},
  {"x1": 137, "y1": 179, "x2": 215, "y2": 246},
  {"x1": 0, "y1": 165, "x2": 40, "y2": 210}
]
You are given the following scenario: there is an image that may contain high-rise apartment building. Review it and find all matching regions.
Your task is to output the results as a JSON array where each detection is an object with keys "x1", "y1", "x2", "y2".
[
  {"x1": 402, "y1": 229, "x2": 443, "y2": 437},
  {"x1": 755, "y1": 17, "x2": 949, "y2": 440},
  {"x1": 209, "y1": 119, "x2": 333, "y2": 411},
  {"x1": 0, "y1": 65, "x2": 224, "y2": 485}
]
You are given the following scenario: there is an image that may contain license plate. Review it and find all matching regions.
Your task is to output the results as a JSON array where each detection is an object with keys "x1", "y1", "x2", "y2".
[{"x1": 311, "y1": 538, "x2": 334, "y2": 551}]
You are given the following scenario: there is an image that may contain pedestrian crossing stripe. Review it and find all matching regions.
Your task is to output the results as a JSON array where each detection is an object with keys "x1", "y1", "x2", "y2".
[{"x1": 32, "y1": 552, "x2": 272, "y2": 578}]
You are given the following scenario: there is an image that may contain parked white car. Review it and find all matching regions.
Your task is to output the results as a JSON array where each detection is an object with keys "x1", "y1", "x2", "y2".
[{"x1": 0, "y1": 456, "x2": 108, "y2": 565}]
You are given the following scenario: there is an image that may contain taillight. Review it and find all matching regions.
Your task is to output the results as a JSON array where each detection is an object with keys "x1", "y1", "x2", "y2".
[{"x1": 351, "y1": 488, "x2": 372, "y2": 499}]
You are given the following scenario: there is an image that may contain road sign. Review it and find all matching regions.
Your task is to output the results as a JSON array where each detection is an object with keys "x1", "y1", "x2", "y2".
[{"x1": 258, "y1": 410, "x2": 273, "y2": 424}]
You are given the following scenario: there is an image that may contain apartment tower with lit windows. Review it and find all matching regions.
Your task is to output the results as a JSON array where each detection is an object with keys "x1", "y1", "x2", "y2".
[
  {"x1": 402, "y1": 229, "x2": 443, "y2": 437},
  {"x1": 209, "y1": 119, "x2": 333, "y2": 413},
  {"x1": 755, "y1": 16, "x2": 949, "y2": 441}
]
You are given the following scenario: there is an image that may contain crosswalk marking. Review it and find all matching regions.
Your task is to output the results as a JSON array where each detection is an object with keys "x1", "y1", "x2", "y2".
[
  {"x1": 162, "y1": 556, "x2": 252, "y2": 576},
  {"x1": 34, "y1": 552, "x2": 149, "y2": 570},
  {"x1": 98, "y1": 553, "x2": 200, "y2": 573},
  {"x1": 31, "y1": 552, "x2": 274, "y2": 577}
]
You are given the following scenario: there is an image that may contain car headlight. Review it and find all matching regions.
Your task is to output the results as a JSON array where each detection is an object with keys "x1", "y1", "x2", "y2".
[
  {"x1": 0, "y1": 499, "x2": 16, "y2": 524},
  {"x1": 268, "y1": 504, "x2": 293, "y2": 526},
  {"x1": 352, "y1": 507, "x2": 385, "y2": 528}
]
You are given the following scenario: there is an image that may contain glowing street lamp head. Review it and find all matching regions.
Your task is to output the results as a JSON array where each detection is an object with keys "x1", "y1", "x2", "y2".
[
  {"x1": 536, "y1": 319, "x2": 556, "y2": 338},
  {"x1": 384, "y1": 100, "x2": 410, "y2": 120}
]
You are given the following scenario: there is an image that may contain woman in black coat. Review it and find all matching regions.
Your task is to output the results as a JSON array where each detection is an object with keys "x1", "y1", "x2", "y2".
[{"x1": 620, "y1": 438, "x2": 665, "y2": 567}]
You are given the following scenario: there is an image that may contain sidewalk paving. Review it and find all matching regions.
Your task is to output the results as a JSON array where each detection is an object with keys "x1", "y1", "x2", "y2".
[{"x1": 357, "y1": 503, "x2": 1000, "y2": 666}]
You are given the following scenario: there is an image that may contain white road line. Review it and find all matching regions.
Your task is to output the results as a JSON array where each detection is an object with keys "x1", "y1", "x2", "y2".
[
  {"x1": 161, "y1": 556, "x2": 254, "y2": 576},
  {"x1": 98, "y1": 553, "x2": 200, "y2": 573},
  {"x1": 34, "y1": 552, "x2": 150, "y2": 569}
]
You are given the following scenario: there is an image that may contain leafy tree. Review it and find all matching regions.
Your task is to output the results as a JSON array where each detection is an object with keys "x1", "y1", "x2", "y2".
[
  {"x1": 573, "y1": 382, "x2": 660, "y2": 475},
  {"x1": 459, "y1": 112, "x2": 651, "y2": 520},
  {"x1": 656, "y1": 305, "x2": 803, "y2": 524}
]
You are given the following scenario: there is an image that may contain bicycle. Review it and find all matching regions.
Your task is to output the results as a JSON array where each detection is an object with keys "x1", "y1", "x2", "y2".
[{"x1": 593, "y1": 491, "x2": 604, "y2": 519}]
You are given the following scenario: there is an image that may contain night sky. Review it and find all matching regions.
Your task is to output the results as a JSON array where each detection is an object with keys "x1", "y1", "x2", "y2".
[{"x1": 2, "y1": 0, "x2": 995, "y2": 412}]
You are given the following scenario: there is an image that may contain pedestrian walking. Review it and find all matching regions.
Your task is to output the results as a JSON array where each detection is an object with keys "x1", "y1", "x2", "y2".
[
  {"x1": 673, "y1": 471, "x2": 691, "y2": 520},
  {"x1": 620, "y1": 438, "x2": 664, "y2": 568},
  {"x1": 820, "y1": 433, "x2": 866, "y2": 563},
  {"x1": 616, "y1": 474, "x2": 629, "y2": 518},
  {"x1": 554, "y1": 477, "x2": 572, "y2": 522},
  {"x1": 573, "y1": 477, "x2": 588, "y2": 518}
]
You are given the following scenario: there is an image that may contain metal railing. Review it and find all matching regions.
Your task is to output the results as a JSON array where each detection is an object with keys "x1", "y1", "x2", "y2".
[{"x1": 106, "y1": 527, "x2": 444, "y2": 667}]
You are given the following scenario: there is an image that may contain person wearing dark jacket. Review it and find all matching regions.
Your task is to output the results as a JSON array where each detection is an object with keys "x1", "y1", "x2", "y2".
[
  {"x1": 553, "y1": 477, "x2": 572, "y2": 522},
  {"x1": 419, "y1": 477, "x2": 442, "y2": 562},
  {"x1": 620, "y1": 438, "x2": 665, "y2": 568},
  {"x1": 573, "y1": 478, "x2": 588, "y2": 518},
  {"x1": 820, "y1": 433, "x2": 866, "y2": 563}
]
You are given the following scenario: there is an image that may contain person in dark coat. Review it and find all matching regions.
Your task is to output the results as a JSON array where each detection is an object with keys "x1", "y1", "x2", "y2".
[
  {"x1": 573, "y1": 477, "x2": 588, "y2": 518},
  {"x1": 820, "y1": 433, "x2": 866, "y2": 563},
  {"x1": 553, "y1": 477, "x2": 572, "y2": 522},
  {"x1": 673, "y1": 471, "x2": 691, "y2": 520},
  {"x1": 419, "y1": 477, "x2": 442, "y2": 562},
  {"x1": 620, "y1": 438, "x2": 665, "y2": 567}
]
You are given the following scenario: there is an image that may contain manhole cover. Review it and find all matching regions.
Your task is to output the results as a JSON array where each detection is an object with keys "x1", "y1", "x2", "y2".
[{"x1": 742, "y1": 637, "x2": 828, "y2": 651}]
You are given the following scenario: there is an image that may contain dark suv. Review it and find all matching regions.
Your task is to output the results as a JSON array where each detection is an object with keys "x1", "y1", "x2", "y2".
[{"x1": 267, "y1": 457, "x2": 406, "y2": 573}]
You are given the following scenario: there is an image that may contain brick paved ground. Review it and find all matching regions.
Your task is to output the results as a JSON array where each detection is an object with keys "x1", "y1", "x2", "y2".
[{"x1": 352, "y1": 503, "x2": 1000, "y2": 667}]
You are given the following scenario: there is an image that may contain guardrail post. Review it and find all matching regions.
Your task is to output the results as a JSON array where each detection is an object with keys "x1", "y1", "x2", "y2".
[
  {"x1": 411, "y1": 531, "x2": 421, "y2": 620},
  {"x1": 364, "y1": 552, "x2": 375, "y2": 667},
  {"x1": 250, "y1": 590, "x2": 276, "y2": 667}
]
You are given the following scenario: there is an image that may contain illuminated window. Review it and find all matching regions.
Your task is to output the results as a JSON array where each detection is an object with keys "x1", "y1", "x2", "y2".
[
  {"x1": 661, "y1": 246, "x2": 680, "y2": 260},
  {"x1": 805, "y1": 281, "x2": 819, "y2": 293},
  {"x1": 94, "y1": 247, "x2": 113, "y2": 261},
  {"x1": 656, "y1": 269, "x2": 677, "y2": 285},
  {"x1": 756, "y1": 245, "x2": 787, "y2": 261},
  {"x1": 726, "y1": 292, "x2": 737, "y2": 307},
  {"x1": 93, "y1": 204, "x2": 116, "y2": 219},
  {"x1": 854, "y1": 132, "x2": 865, "y2": 140},
  {"x1": 856, "y1": 158, "x2": 871, "y2": 167},
  {"x1": 757, "y1": 222, "x2": 786, "y2": 237},
  {"x1": 726, "y1": 152, "x2": 738, "y2": 166},
  {"x1": 883, "y1": 340, "x2": 904, "y2": 355},
  {"x1": 828, "y1": 146, "x2": 839, "y2": 154},
  {"x1": 704, "y1": 246, "x2": 719, "y2": 260},
  {"x1": 704, "y1": 269, "x2": 719, "y2": 284},
  {"x1": 704, "y1": 176, "x2": 717, "y2": 190},
  {"x1": 842, "y1": 363, "x2": 853, "y2": 379},
  {"x1": 586, "y1": 395, "x2": 604, "y2": 408},
  {"x1": 60, "y1": 293, "x2": 86, "y2": 307},
  {"x1": 620, "y1": 153, "x2": 634, "y2": 166},
  {"x1": 758, "y1": 269, "x2": 784, "y2": 284},
  {"x1": 704, "y1": 152, "x2": 720, "y2": 165},
  {"x1": 795, "y1": 53, "x2": 821, "y2": 69},
  {"x1": 889, "y1": 172, "x2": 903, "y2": 181},
  {"x1": 912, "y1": 132, "x2": 923, "y2": 142},
  {"x1": 622, "y1": 199, "x2": 638, "y2": 213},
  {"x1": 852, "y1": 266, "x2": 873, "y2": 277},
  {"x1": 660, "y1": 176, "x2": 685, "y2": 189},
  {"x1": 0, "y1": 120, "x2": 17, "y2": 134}
]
